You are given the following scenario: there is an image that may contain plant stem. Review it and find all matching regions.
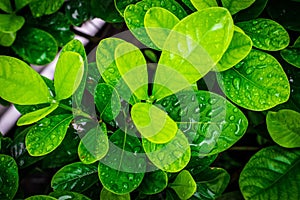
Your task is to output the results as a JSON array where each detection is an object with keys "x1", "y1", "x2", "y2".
[
  {"x1": 59, "y1": 103, "x2": 93, "y2": 119},
  {"x1": 229, "y1": 146, "x2": 260, "y2": 151}
]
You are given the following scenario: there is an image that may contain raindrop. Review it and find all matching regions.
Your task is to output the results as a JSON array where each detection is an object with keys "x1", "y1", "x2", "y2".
[
  {"x1": 161, "y1": 1, "x2": 165, "y2": 6},
  {"x1": 173, "y1": 150, "x2": 183, "y2": 158},
  {"x1": 128, "y1": 174, "x2": 134, "y2": 181},
  {"x1": 171, "y1": 5, "x2": 177, "y2": 11},
  {"x1": 233, "y1": 78, "x2": 241, "y2": 90},
  {"x1": 252, "y1": 20, "x2": 258, "y2": 25},
  {"x1": 246, "y1": 68, "x2": 254, "y2": 75},
  {"x1": 229, "y1": 116, "x2": 235, "y2": 121},
  {"x1": 123, "y1": 182, "x2": 129, "y2": 189},
  {"x1": 108, "y1": 68, "x2": 115, "y2": 73},
  {"x1": 235, "y1": 61, "x2": 244, "y2": 69},
  {"x1": 264, "y1": 38, "x2": 271, "y2": 46},
  {"x1": 258, "y1": 54, "x2": 266, "y2": 61}
]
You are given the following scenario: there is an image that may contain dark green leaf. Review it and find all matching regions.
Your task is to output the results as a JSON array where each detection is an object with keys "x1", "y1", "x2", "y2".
[
  {"x1": 25, "y1": 114, "x2": 73, "y2": 156},
  {"x1": 25, "y1": 195, "x2": 57, "y2": 200},
  {"x1": 221, "y1": 0, "x2": 255, "y2": 15},
  {"x1": 90, "y1": 0, "x2": 123, "y2": 23},
  {"x1": 0, "y1": 56, "x2": 52, "y2": 105},
  {"x1": 15, "y1": 0, "x2": 33, "y2": 11},
  {"x1": 0, "y1": 31, "x2": 16, "y2": 47},
  {"x1": 0, "y1": 154, "x2": 18, "y2": 200},
  {"x1": 215, "y1": 191, "x2": 244, "y2": 200},
  {"x1": 186, "y1": 154, "x2": 218, "y2": 175},
  {"x1": 50, "y1": 191, "x2": 91, "y2": 200},
  {"x1": 139, "y1": 170, "x2": 168, "y2": 194},
  {"x1": 29, "y1": 0, "x2": 64, "y2": 17},
  {"x1": 234, "y1": 0, "x2": 269, "y2": 22},
  {"x1": 191, "y1": 0, "x2": 218, "y2": 10},
  {"x1": 12, "y1": 27, "x2": 58, "y2": 65},
  {"x1": 0, "y1": 14, "x2": 24, "y2": 33},
  {"x1": 280, "y1": 36, "x2": 300, "y2": 68},
  {"x1": 65, "y1": 0, "x2": 90, "y2": 26},
  {"x1": 239, "y1": 146, "x2": 300, "y2": 200},
  {"x1": 0, "y1": 0, "x2": 12, "y2": 13},
  {"x1": 115, "y1": 0, "x2": 140, "y2": 16}
]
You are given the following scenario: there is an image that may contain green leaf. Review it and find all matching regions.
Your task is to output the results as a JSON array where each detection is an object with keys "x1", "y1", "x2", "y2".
[
  {"x1": 190, "y1": 0, "x2": 218, "y2": 10},
  {"x1": 114, "y1": 0, "x2": 140, "y2": 16},
  {"x1": 29, "y1": 0, "x2": 64, "y2": 17},
  {"x1": 221, "y1": 0, "x2": 255, "y2": 15},
  {"x1": 191, "y1": 167, "x2": 230, "y2": 200},
  {"x1": 65, "y1": 0, "x2": 90, "y2": 26},
  {"x1": 215, "y1": 28, "x2": 252, "y2": 72},
  {"x1": 12, "y1": 27, "x2": 58, "y2": 65},
  {"x1": 0, "y1": 56, "x2": 52, "y2": 105},
  {"x1": 25, "y1": 196, "x2": 57, "y2": 200},
  {"x1": 0, "y1": 14, "x2": 24, "y2": 33},
  {"x1": 186, "y1": 155, "x2": 218, "y2": 175},
  {"x1": 0, "y1": 154, "x2": 18, "y2": 200},
  {"x1": 181, "y1": 0, "x2": 197, "y2": 11},
  {"x1": 0, "y1": 31, "x2": 16, "y2": 47},
  {"x1": 217, "y1": 49, "x2": 290, "y2": 111},
  {"x1": 95, "y1": 83, "x2": 121, "y2": 122},
  {"x1": 100, "y1": 188, "x2": 131, "y2": 200},
  {"x1": 15, "y1": 0, "x2": 33, "y2": 11},
  {"x1": 153, "y1": 7, "x2": 234, "y2": 99},
  {"x1": 90, "y1": 0, "x2": 123, "y2": 23},
  {"x1": 0, "y1": 0, "x2": 12, "y2": 13},
  {"x1": 26, "y1": 114, "x2": 73, "y2": 156},
  {"x1": 156, "y1": 90, "x2": 248, "y2": 156},
  {"x1": 142, "y1": 129, "x2": 191, "y2": 172},
  {"x1": 236, "y1": 18, "x2": 290, "y2": 51},
  {"x1": 17, "y1": 103, "x2": 59, "y2": 126},
  {"x1": 50, "y1": 191, "x2": 91, "y2": 200},
  {"x1": 78, "y1": 123, "x2": 109, "y2": 164},
  {"x1": 54, "y1": 51, "x2": 84, "y2": 101},
  {"x1": 239, "y1": 146, "x2": 300, "y2": 200},
  {"x1": 115, "y1": 41, "x2": 148, "y2": 100},
  {"x1": 280, "y1": 36, "x2": 300, "y2": 68},
  {"x1": 52, "y1": 162, "x2": 98, "y2": 192},
  {"x1": 131, "y1": 103, "x2": 177, "y2": 143},
  {"x1": 266, "y1": 109, "x2": 300, "y2": 148},
  {"x1": 144, "y1": 7, "x2": 179, "y2": 49},
  {"x1": 215, "y1": 191, "x2": 244, "y2": 200},
  {"x1": 98, "y1": 129, "x2": 146, "y2": 194},
  {"x1": 169, "y1": 170, "x2": 197, "y2": 200},
  {"x1": 124, "y1": 0, "x2": 187, "y2": 50},
  {"x1": 234, "y1": 0, "x2": 268, "y2": 22},
  {"x1": 139, "y1": 170, "x2": 168, "y2": 195}
]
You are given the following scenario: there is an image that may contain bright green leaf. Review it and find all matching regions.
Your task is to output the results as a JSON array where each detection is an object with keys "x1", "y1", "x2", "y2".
[
  {"x1": 139, "y1": 170, "x2": 168, "y2": 195},
  {"x1": 153, "y1": 7, "x2": 234, "y2": 99},
  {"x1": 17, "y1": 103, "x2": 59, "y2": 126},
  {"x1": 12, "y1": 27, "x2": 58, "y2": 65},
  {"x1": 25, "y1": 196, "x2": 57, "y2": 200},
  {"x1": 50, "y1": 191, "x2": 91, "y2": 200},
  {"x1": 100, "y1": 188, "x2": 130, "y2": 200},
  {"x1": 239, "y1": 146, "x2": 300, "y2": 200},
  {"x1": 142, "y1": 129, "x2": 191, "y2": 172},
  {"x1": 0, "y1": 14, "x2": 24, "y2": 33},
  {"x1": 144, "y1": 7, "x2": 179, "y2": 49},
  {"x1": 266, "y1": 109, "x2": 300, "y2": 148},
  {"x1": 191, "y1": 0, "x2": 218, "y2": 10},
  {"x1": 0, "y1": 56, "x2": 52, "y2": 105},
  {"x1": 29, "y1": 0, "x2": 64, "y2": 17},
  {"x1": 78, "y1": 123, "x2": 109, "y2": 164},
  {"x1": 90, "y1": 0, "x2": 123, "y2": 23},
  {"x1": 0, "y1": 31, "x2": 16, "y2": 47},
  {"x1": 217, "y1": 49, "x2": 290, "y2": 111},
  {"x1": 26, "y1": 114, "x2": 73, "y2": 156},
  {"x1": 0, "y1": 0, "x2": 12, "y2": 13},
  {"x1": 221, "y1": 0, "x2": 255, "y2": 15},
  {"x1": 98, "y1": 129, "x2": 146, "y2": 194},
  {"x1": 169, "y1": 170, "x2": 197, "y2": 200},
  {"x1": 51, "y1": 162, "x2": 98, "y2": 192},
  {"x1": 0, "y1": 154, "x2": 18, "y2": 200},
  {"x1": 114, "y1": 0, "x2": 140, "y2": 16},
  {"x1": 280, "y1": 36, "x2": 300, "y2": 68},
  {"x1": 236, "y1": 18, "x2": 290, "y2": 51},
  {"x1": 54, "y1": 51, "x2": 84, "y2": 101},
  {"x1": 15, "y1": 0, "x2": 33, "y2": 11},
  {"x1": 132, "y1": 103, "x2": 177, "y2": 143}
]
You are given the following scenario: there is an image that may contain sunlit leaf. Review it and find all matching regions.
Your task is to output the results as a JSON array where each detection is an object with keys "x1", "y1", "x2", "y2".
[
  {"x1": 191, "y1": 0, "x2": 218, "y2": 10},
  {"x1": 0, "y1": 14, "x2": 24, "y2": 33}
]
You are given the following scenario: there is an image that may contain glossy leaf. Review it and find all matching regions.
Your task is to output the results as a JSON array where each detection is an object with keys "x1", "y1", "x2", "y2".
[
  {"x1": 157, "y1": 90, "x2": 248, "y2": 156},
  {"x1": 90, "y1": 0, "x2": 123, "y2": 23},
  {"x1": 181, "y1": 0, "x2": 197, "y2": 11},
  {"x1": 0, "y1": 154, "x2": 18, "y2": 200},
  {"x1": 153, "y1": 7, "x2": 234, "y2": 99},
  {"x1": 15, "y1": 0, "x2": 33, "y2": 11},
  {"x1": 266, "y1": 109, "x2": 300, "y2": 148},
  {"x1": 78, "y1": 123, "x2": 109, "y2": 164},
  {"x1": 217, "y1": 49, "x2": 290, "y2": 111},
  {"x1": 239, "y1": 146, "x2": 300, "y2": 200},
  {"x1": 50, "y1": 191, "x2": 91, "y2": 200},
  {"x1": 0, "y1": 31, "x2": 16, "y2": 47},
  {"x1": 0, "y1": 14, "x2": 24, "y2": 33},
  {"x1": 98, "y1": 129, "x2": 146, "y2": 194},
  {"x1": 25, "y1": 114, "x2": 73, "y2": 156},
  {"x1": 124, "y1": 0, "x2": 187, "y2": 49},
  {"x1": 221, "y1": 0, "x2": 255, "y2": 15},
  {"x1": 115, "y1": 0, "x2": 140, "y2": 16},
  {"x1": 144, "y1": 7, "x2": 179, "y2": 49},
  {"x1": 132, "y1": 103, "x2": 177, "y2": 143},
  {"x1": 0, "y1": 0, "x2": 12, "y2": 13},
  {"x1": 280, "y1": 36, "x2": 300, "y2": 68},
  {"x1": 65, "y1": 0, "x2": 90, "y2": 26},
  {"x1": 0, "y1": 56, "x2": 52, "y2": 105},
  {"x1": 139, "y1": 170, "x2": 168, "y2": 194},
  {"x1": 169, "y1": 170, "x2": 197, "y2": 200},
  {"x1": 29, "y1": 0, "x2": 64, "y2": 17},
  {"x1": 115, "y1": 41, "x2": 148, "y2": 100},
  {"x1": 51, "y1": 162, "x2": 98, "y2": 192},
  {"x1": 191, "y1": 0, "x2": 218, "y2": 10},
  {"x1": 142, "y1": 129, "x2": 191, "y2": 172},
  {"x1": 236, "y1": 18, "x2": 290, "y2": 51},
  {"x1": 215, "y1": 28, "x2": 252, "y2": 72},
  {"x1": 234, "y1": 0, "x2": 268, "y2": 22},
  {"x1": 186, "y1": 155, "x2": 218, "y2": 175},
  {"x1": 25, "y1": 196, "x2": 57, "y2": 200},
  {"x1": 17, "y1": 103, "x2": 59, "y2": 126},
  {"x1": 100, "y1": 188, "x2": 130, "y2": 200},
  {"x1": 12, "y1": 27, "x2": 58, "y2": 65},
  {"x1": 54, "y1": 51, "x2": 84, "y2": 101}
]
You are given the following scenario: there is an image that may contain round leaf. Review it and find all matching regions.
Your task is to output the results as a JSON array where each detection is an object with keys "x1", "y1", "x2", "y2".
[
  {"x1": 0, "y1": 31, "x2": 16, "y2": 47},
  {"x1": 239, "y1": 146, "x2": 300, "y2": 200},
  {"x1": 115, "y1": 0, "x2": 140, "y2": 16},
  {"x1": 25, "y1": 196, "x2": 57, "y2": 200},
  {"x1": 221, "y1": 0, "x2": 255, "y2": 15},
  {"x1": 280, "y1": 36, "x2": 300, "y2": 68},
  {"x1": 191, "y1": 0, "x2": 218, "y2": 11},
  {"x1": 139, "y1": 170, "x2": 168, "y2": 195},
  {"x1": 90, "y1": 0, "x2": 123, "y2": 23},
  {"x1": 132, "y1": 103, "x2": 178, "y2": 144},
  {"x1": 100, "y1": 188, "x2": 130, "y2": 200},
  {"x1": 65, "y1": 0, "x2": 90, "y2": 26},
  {"x1": 236, "y1": 18, "x2": 290, "y2": 51},
  {"x1": 25, "y1": 114, "x2": 73, "y2": 156},
  {"x1": 266, "y1": 109, "x2": 300, "y2": 148},
  {"x1": 50, "y1": 191, "x2": 91, "y2": 200},
  {"x1": 0, "y1": 0, "x2": 12, "y2": 13},
  {"x1": 142, "y1": 129, "x2": 191, "y2": 172},
  {"x1": 0, "y1": 56, "x2": 52, "y2": 105},
  {"x1": 0, "y1": 154, "x2": 18, "y2": 200},
  {"x1": 29, "y1": 0, "x2": 64, "y2": 17},
  {"x1": 0, "y1": 14, "x2": 24, "y2": 33},
  {"x1": 217, "y1": 49, "x2": 290, "y2": 111},
  {"x1": 51, "y1": 162, "x2": 98, "y2": 192}
]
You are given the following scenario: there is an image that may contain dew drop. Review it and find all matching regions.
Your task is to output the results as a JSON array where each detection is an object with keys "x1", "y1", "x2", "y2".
[
  {"x1": 229, "y1": 116, "x2": 235, "y2": 121},
  {"x1": 123, "y1": 182, "x2": 129, "y2": 189},
  {"x1": 235, "y1": 61, "x2": 244, "y2": 69},
  {"x1": 246, "y1": 67, "x2": 254, "y2": 75},
  {"x1": 173, "y1": 150, "x2": 183, "y2": 158},
  {"x1": 259, "y1": 54, "x2": 266, "y2": 61},
  {"x1": 264, "y1": 38, "x2": 271, "y2": 46},
  {"x1": 161, "y1": 1, "x2": 165, "y2": 6},
  {"x1": 108, "y1": 68, "x2": 115, "y2": 73},
  {"x1": 233, "y1": 78, "x2": 241, "y2": 90},
  {"x1": 171, "y1": 5, "x2": 177, "y2": 11},
  {"x1": 128, "y1": 174, "x2": 134, "y2": 181}
]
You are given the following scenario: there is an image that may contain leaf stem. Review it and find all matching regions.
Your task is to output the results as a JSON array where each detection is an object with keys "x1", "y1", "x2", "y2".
[
  {"x1": 59, "y1": 103, "x2": 93, "y2": 119},
  {"x1": 229, "y1": 146, "x2": 260, "y2": 151}
]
